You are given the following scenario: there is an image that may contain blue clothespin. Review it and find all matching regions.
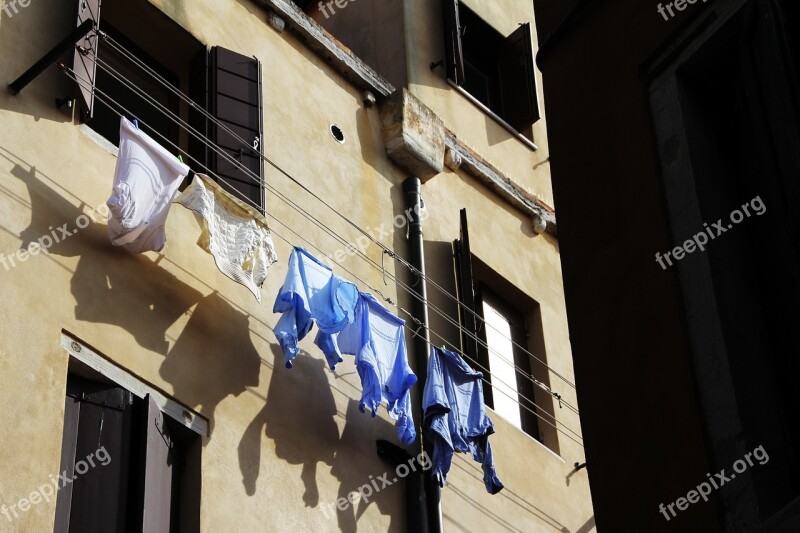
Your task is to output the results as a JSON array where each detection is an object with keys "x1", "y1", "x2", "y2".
[{"x1": 132, "y1": 118, "x2": 139, "y2": 129}]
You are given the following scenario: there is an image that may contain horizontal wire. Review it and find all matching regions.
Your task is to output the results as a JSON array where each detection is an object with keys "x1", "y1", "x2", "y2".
[
  {"x1": 88, "y1": 52, "x2": 580, "y2": 416},
  {"x1": 61, "y1": 63, "x2": 584, "y2": 445},
  {"x1": 96, "y1": 31, "x2": 578, "y2": 392},
  {"x1": 262, "y1": 218, "x2": 584, "y2": 447}
]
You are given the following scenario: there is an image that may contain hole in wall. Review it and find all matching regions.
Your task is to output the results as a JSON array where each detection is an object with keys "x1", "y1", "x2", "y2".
[{"x1": 330, "y1": 124, "x2": 345, "y2": 144}]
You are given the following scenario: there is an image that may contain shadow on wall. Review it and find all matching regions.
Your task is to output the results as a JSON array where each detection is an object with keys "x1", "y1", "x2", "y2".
[
  {"x1": 238, "y1": 344, "x2": 406, "y2": 531},
  {"x1": 3, "y1": 149, "x2": 409, "y2": 529},
  {"x1": 6, "y1": 158, "x2": 204, "y2": 354},
  {"x1": 160, "y1": 291, "x2": 262, "y2": 436},
  {"x1": 238, "y1": 344, "x2": 339, "y2": 504},
  {"x1": 3, "y1": 149, "x2": 265, "y2": 440},
  {"x1": 330, "y1": 399, "x2": 405, "y2": 532},
  {"x1": 0, "y1": 0, "x2": 75, "y2": 126}
]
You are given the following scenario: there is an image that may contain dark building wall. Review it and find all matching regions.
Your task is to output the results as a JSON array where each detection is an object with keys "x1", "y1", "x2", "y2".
[{"x1": 532, "y1": 0, "x2": 800, "y2": 530}]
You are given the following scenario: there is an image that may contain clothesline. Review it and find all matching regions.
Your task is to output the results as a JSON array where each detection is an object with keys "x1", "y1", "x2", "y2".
[
  {"x1": 86, "y1": 46, "x2": 581, "y2": 416},
  {"x1": 101, "y1": 110, "x2": 504, "y2": 491},
  {"x1": 61, "y1": 63, "x2": 585, "y2": 446},
  {"x1": 60, "y1": 63, "x2": 585, "y2": 449},
  {"x1": 79, "y1": 53, "x2": 582, "y2": 419},
  {"x1": 95, "y1": 27, "x2": 578, "y2": 395}
]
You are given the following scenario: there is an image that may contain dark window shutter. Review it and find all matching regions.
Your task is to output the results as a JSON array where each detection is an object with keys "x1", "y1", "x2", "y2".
[
  {"x1": 72, "y1": 0, "x2": 101, "y2": 119},
  {"x1": 141, "y1": 394, "x2": 174, "y2": 533},
  {"x1": 208, "y1": 47, "x2": 264, "y2": 209},
  {"x1": 55, "y1": 375, "x2": 133, "y2": 533},
  {"x1": 53, "y1": 396, "x2": 80, "y2": 533},
  {"x1": 499, "y1": 22, "x2": 540, "y2": 130},
  {"x1": 441, "y1": 0, "x2": 465, "y2": 85},
  {"x1": 453, "y1": 209, "x2": 485, "y2": 376}
]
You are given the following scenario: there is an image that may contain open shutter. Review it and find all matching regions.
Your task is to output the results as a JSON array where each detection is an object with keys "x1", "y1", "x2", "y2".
[
  {"x1": 499, "y1": 22, "x2": 540, "y2": 130},
  {"x1": 141, "y1": 394, "x2": 174, "y2": 533},
  {"x1": 453, "y1": 209, "x2": 483, "y2": 372},
  {"x1": 56, "y1": 376, "x2": 133, "y2": 533},
  {"x1": 441, "y1": 0, "x2": 465, "y2": 85},
  {"x1": 72, "y1": 0, "x2": 101, "y2": 120},
  {"x1": 208, "y1": 47, "x2": 264, "y2": 209},
  {"x1": 53, "y1": 396, "x2": 81, "y2": 533}
]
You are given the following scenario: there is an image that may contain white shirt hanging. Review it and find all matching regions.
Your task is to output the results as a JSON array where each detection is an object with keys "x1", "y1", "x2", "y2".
[{"x1": 106, "y1": 117, "x2": 190, "y2": 253}]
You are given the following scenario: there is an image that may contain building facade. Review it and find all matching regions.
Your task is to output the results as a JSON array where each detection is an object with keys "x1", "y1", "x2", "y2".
[{"x1": 0, "y1": 0, "x2": 593, "y2": 531}]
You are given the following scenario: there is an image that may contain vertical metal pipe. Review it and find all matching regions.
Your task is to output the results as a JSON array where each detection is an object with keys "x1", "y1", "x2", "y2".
[{"x1": 403, "y1": 177, "x2": 442, "y2": 533}]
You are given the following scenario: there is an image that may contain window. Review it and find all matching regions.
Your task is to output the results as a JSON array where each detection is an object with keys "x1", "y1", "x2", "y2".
[
  {"x1": 54, "y1": 371, "x2": 201, "y2": 533},
  {"x1": 88, "y1": 22, "x2": 181, "y2": 148},
  {"x1": 479, "y1": 290, "x2": 529, "y2": 431},
  {"x1": 453, "y1": 208, "x2": 558, "y2": 452},
  {"x1": 441, "y1": 0, "x2": 540, "y2": 132},
  {"x1": 70, "y1": 0, "x2": 265, "y2": 209}
]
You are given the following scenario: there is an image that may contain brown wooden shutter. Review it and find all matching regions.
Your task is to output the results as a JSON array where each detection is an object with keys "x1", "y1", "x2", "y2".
[
  {"x1": 208, "y1": 46, "x2": 264, "y2": 209},
  {"x1": 499, "y1": 23, "x2": 540, "y2": 130},
  {"x1": 453, "y1": 209, "x2": 483, "y2": 373},
  {"x1": 441, "y1": 0, "x2": 465, "y2": 85},
  {"x1": 72, "y1": 0, "x2": 101, "y2": 120},
  {"x1": 53, "y1": 396, "x2": 80, "y2": 533},
  {"x1": 56, "y1": 375, "x2": 133, "y2": 533},
  {"x1": 141, "y1": 394, "x2": 174, "y2": 533}
]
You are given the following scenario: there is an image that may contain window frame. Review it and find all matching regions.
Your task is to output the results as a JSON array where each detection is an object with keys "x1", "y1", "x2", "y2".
[
  {"x1": 452, "y1": 208, "x2": 557, "y2": 450},
  {"x1": 56, "y1": 333, "x2": 206, "y2": 533},
  {"x1": 440, "y1": 0, "x2": 541, "y2": 139},
  {"x1": 69, "y1": 0, "x2": 266, "y2": 210}
]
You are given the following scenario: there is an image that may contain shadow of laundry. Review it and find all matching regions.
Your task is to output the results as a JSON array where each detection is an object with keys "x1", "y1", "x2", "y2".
[
  {"x1": 239, "y1": 343, "x2": 340, "y2": 505},
  {"x1": 330, "y1": 399, "x2": 405, "y2": 533},
  {"x1": 7, "y1": 161, "x2": 204, "y2": 354},
  {"x1": 160, "y1": 291, "x2": 261, "y2": 435}
]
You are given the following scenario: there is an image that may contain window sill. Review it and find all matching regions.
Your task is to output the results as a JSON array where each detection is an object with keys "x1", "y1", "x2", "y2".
[
  {"x1": 447, "y1": 79, "x2": 539, "y2": 152},
  {"x1": 485, "y1": 404, "x2": 566, "y2": 463},
  {"x1": 79, "y1": 124, "x2": 119, "y2": 157}
]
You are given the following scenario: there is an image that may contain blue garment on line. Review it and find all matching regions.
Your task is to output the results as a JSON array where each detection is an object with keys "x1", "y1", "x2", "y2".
[
  {"x1": 423, "y1": 346, "x2": 503, "y2": 494},
  {"x1": 324, "y1": 292, "x2": 418, "y2": 446},
  {"x1": 272, "y1": 247, "x2": 359, "y2": 369}
]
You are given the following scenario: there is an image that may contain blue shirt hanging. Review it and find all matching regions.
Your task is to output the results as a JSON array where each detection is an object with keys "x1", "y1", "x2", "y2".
[
  {"x1": 325, "y1": 292, "x2": 418, "y2": 446},
  {"x1": 272, "y1": 247, "x2": 359, "y2": 368},
  {"x1": 423, "y1": 346, "x2": 504, "y2": 494}
]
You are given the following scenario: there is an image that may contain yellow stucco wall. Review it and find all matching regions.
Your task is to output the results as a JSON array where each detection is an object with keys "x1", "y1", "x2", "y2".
[{"x1": 0, "y1": 0, "x2": 591, "y2": 531}]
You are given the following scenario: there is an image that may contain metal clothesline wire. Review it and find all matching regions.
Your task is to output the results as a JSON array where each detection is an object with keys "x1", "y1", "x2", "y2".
[
  {"x1": 89, "y1": 54, "x2": 576, "y2": 417},
  {"x1": 94, "y1": 29, "x2": 579, "y2": 393},
  {"x1": 87, "y1": 49, "x2": 581, "y2": 416},
  {"x1": 60, "y1": 65, "x2": 585, "y2": 448}
]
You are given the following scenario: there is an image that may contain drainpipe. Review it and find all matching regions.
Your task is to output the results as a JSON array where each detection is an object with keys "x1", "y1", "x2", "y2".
[{"x1": 403, "y1": 177, "x2": 442, "y2": 533}]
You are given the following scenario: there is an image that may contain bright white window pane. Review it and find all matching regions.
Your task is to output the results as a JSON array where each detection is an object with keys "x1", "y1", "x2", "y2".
[{"x1": 483, "y1": 301, "x2": 522, "y2": 429}]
